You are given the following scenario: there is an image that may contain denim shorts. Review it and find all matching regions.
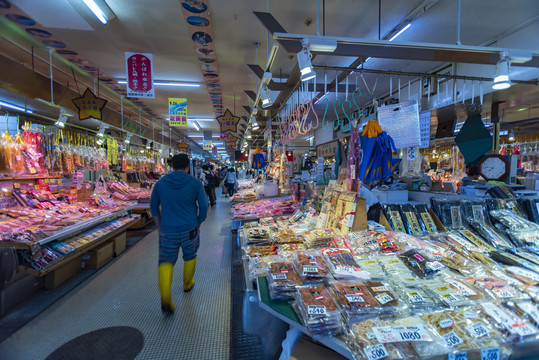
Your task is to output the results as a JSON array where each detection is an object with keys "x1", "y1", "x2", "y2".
[{"x1": 158, "y1": 227, "x2": 200, "y2": 265}]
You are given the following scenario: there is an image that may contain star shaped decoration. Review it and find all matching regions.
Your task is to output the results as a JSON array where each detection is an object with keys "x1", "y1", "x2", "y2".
[
  {"x1": 72, "y1": 88, "x2": 107, "y2": 120},
  {"x1": 216, "y1": 109, "x2": 240, "y2": 134},
  {"x1": 177, "y1": 141, "x2": 189, "y2": 153},
  {"x1": 223, "y1": 133, "x2": 238, "y2": 148}
]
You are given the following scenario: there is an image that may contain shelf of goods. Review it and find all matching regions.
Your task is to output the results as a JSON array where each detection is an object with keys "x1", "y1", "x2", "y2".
[{"x1": 238, "y1": 195, "x2": 539, "y2": 360}]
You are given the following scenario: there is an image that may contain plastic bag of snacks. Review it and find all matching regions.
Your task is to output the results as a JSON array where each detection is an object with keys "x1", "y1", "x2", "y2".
[
  {"x1": 390, "y1": 281, "x2": 440, "y2": 311},
  {"x1": 503, "y1": 266, "x2": 539, "y2": 285},
  {"x1": 506, "y1": 228, "x2": 539, "y2": 248},
  {"x1": 490, "y1": 209, "x2": 538, "y2": 230},
  {"x1": 423, "y1": 280, "x2": 469, "y2": 307},
  {"x1": 460, "y1": 275, "x2": 525, "y2": 302},
  {"x1": 480, "y1": 302, "x2": 537, "y2": 342},
  {"x1": 431, "y1": 199, "x2": 465, "y2": 230},
  {"x1": 462, "y1": 199, "x2": 490, "y2": 224},
  {"x1": 419, "y1": 310, "x2": 478, "y2": 354},
  {"x1": 246, "y1": 244, "x2": 277, "y2": 257},
  {"x1": 354, "y1": 257, "x2": 386, "y2": 279},
  {"x1": 247, "y1": 255, "x2": 279, "y2": 283},
  {"x1": 328, "y1": 281, "x2": 381, "y2": 323},
  {"x1": 504, "y1": 301, "x2": 539, "y2": 328},
  {"x1": 377, "y1": 255, "x2": 419, "y2": 286},
  {"x1": 441, "y1": 277, "x2": 489, "y2": 302},
  {"x1": 294, "y1": 250, "x2": 329, "y2": 283},
  {"x1": 277, "y1": 243, "x2": 305, "y2": 261},
  {"x1": 272, "y1": 230, "x2": 304, "y2": 244},
  {"x1": 382, "y1": 204, "x2": 407, "y2": 233},
  {"x1": 302, "y1": 228, "x2": 337, "y2": 249},
  {"x1": 293, "y1": 285, "x2": 343, "y2": 336},
  {"x1": 398, "y1": 249, "x2": 444, "y2": 278},
  {"x1": 346, "y1": 318, "x2": 419, "y2": 360},
  {"x1": 458, "y1": 228, "x2": 496, "y2": 252},
  {"x1": 399, "y1": 204, "x2": 424, "y2": 236},
  {"x1": 266, "y1": 261, "x2": 303, "y2": 300},
  {"x1": 382, "y1": 316, "x2": 437, "y2": 357},
  {"x1": 413, "y1": 203, "x2": 439, "y2": 234},
  {"x1": 490, "y1": 252, "x2": 539, "y2": 273},
  {"x1": 363, "y1": 281, "x2": 401, "y2": 312},
  {"x1": 244, "y1": 226, "x2": 272, "y2": 245},
  {"x1": 322, "y1": 248, "x2": 370, "y2": 280},
  {"x1": 469, "y1": 220, "x2": 515, "y2": 250},
  {"x1": 346, "y1": 231, "x2": 379, "y2": 255}
]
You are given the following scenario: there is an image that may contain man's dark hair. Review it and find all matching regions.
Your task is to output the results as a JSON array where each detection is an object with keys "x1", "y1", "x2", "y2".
[
  {"x1": 171, "y1": 154, "x2": 190, "y2": 170},
  {"x1": 467, "y1": 165, "x2": 480, "y2": 177}
]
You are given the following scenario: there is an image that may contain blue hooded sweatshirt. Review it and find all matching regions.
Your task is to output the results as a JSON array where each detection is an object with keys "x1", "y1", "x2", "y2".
[{"x1": 150, "y1": 170, "x2": 208, "y2": 233}]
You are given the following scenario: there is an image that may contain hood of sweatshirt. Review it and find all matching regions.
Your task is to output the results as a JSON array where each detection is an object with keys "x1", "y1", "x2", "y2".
[{"x1": 160, "y1": 170, "x2": 194, "y2": 189}]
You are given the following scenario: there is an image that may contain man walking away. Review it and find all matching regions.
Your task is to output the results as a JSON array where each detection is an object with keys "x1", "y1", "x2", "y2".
[
  {"x1": 150, "y1": 154, "x2": 208, "y2": 313},
  {"x1": 201, "y1": 165, "x2": 215, "y2": 207},
  {"x1": 209, "y1": 165, "x2": 218, "y2": 205},
  {"x1": 224, "y1": 167, "x2": 236, "y2": 198}
]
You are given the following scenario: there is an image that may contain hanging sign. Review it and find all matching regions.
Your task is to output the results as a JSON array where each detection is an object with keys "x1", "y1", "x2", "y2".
[
  {"x1": 212, "y1": 146, "x2": 217, "y2": 155},
  {"x1": 72, "y1": 88, "x2": 107, "y2": 121},
  {"x1": 378, "y1": 101, "x2": 421, "y2": 149},
  {"x1": 169, "y1": 98, "x2": 188, "y2": 127},
  {"x1": 251, "y1": 148, "x2": 267, "y2": 169},
  {"x1": 216, "y1": 109, "x2": 240, "y2": 134},
  {"x1": 203, "y1": 140, "x2": 212, "y2": 150},
  {"x1": 177, "y1": 141, "x2": 189, "y2": 153},
  {"x1": 223, "y1": 133, "x2": 238, "y2": 148},
  {"x1": 419, "y1": 110, "x2": 431, "y2": 149},
  {"x1": 125, "y1": 52, "x2": 154, "y2": 98}
]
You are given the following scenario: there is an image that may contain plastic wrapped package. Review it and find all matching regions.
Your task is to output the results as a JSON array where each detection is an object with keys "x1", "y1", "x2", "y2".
[
  {"x1": 504, "y1": 266, "x2": 539, "y2": 285},
  {"x1": 373, "y1": 232, "x2": 400, "y2": 253},
  {"x1": 293, "y1": 285, "x2": 343, "y2": 336},
  {"x1": 244, "y1": 227, "x2": 272, "y2": 245},
  {"x1": 387, "y1": 316, "x2": 437, "y2": 358},
  {"x1": 513, "y1": 250, "x2": 539, "y2": 267},
  {"x1": 346, "y1": 318, "x2": 418, "y2": 360},
  {"x1": 294, "y1": 251, "x2": 329, "y2": 283},
  {"x1": 460, "y1": 276, "x2": 524, "y2": 302},
  {"x1": 413, "y1": 203, "x2": 439, "y2": 234},
  {"x1": 354, "y1": 257, "x2": 386, "y2": 279},
  {"x1": 490, "y1": 252, "x2": 539, "y2": 273},
  {"x1": 420, "y1": 310, "x2": 478, "y2": 354},
  {"x1": 247, "y1": 244, "x2": 278, "y2": 257},
  {"x1": 425, "y1": 239, "x2": 476, "y2": 276},
  {"x1": 321, "y1": 249, "x2": 369, "y2": 280},
  {"x1": 490, "y1": 209, "x2": 538, "y2": 230},
  {"x1": 390, "y1": 281, "x2": 440, "y2": 310},
  {"x1": 382, "y1": 204, "x2": 407, "y2": 233},
  {"x1": 247, "y1": 255, "x2": 279, "y2": 283},
  {"x1": 485, "y1": 267, "x2": 526, "y2": 287},
  {"x1": 469, "y1": 220, "x2": 515, "y2": 250},
  {"x1": 480, "y1": 302, "x2": 537, "y2": 341},
  {"x1": 442, "y1": 277, "x2": 489, "y2": 302},
  {"x1": 363, "y1": 281, "x2": 401, "y2": 310},
  {"x1": 520, "y1": 198, "x2": 539, "y2": 224},
  {"x1": 518, "y1": 285, "x2": 539, "y2": 302},
  {"x1": 506, "y1": 228, "x2": 539, "y2": 249},
  {"x1": 505, "y1": 301, "x2": 539, "y2": 328},
  {"x1": 432, "y1": 199, "x2": 465, "y2": 230},
  {"x1": 462, "y1": 199, "x2": 489, "y2": 224},
  {"x1": 398, "y1": 249, "x2": 444, "y2": 278},
  {"x1": 277, "y1": 243, "x2": 305, "y2": 260},
  {"x1": 458, "y1": 229, "x2": 496, "y2": 252},
  {"x1": 346, "y1": 231, "x2": 380, "y2": 255},
  {"x1": 377, "y1": 255, "x2": 415, "y2": 276},
  {"x1": 398, "y1": 204, "x2": 424, "y2": 236},
  {"x1": 272, "y1": 230, "x2": 304, "y2": 244},
  {"x1": 302, "y1": 228, "x2": 337, "y2": 249},
  {"x1": 423, "y1": 280, "x2": 469, "y2": 307},
  {"x1": 266, "y1": 262, "x2": 303, "y2": 299},
  {"x1": 328, "y1": 281, "x2": 381, "y2": 323}
]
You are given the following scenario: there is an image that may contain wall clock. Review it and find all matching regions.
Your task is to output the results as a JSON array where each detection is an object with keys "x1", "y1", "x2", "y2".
[{"x1": 478, "y1": 154, "x2": 510, "y2": 181}]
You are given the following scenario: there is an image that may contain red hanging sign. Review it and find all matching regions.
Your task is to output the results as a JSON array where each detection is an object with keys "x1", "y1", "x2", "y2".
[{"x1": 125, "y1": 52, "x2": 154, "y2": 98}]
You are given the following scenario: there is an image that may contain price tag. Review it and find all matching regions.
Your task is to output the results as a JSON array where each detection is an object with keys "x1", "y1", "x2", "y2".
[
  {"x1": 371, "y1": 285, "x2": 389, "y2": 292},
  {"x1": 441, "y1": 294, "x2": 459, "y2": 304},
  {"x1": 407, "y1": 292, "x2": 425, "y2": 303},
  {"x1": 481, "y1": 348, "x2": 499, "y2": 360},
  {"x1": 336, "y1": 265, "x2": 352, "y2": 273},
  {"x1": 303, "y1": 265, "x2": 318, "y2": 274},
  {"x1": 439, "y1": 318, "x2": 454, "y2": 328},
  {"x1": 448, "y1": 352, "x2": 468, "y2": 360},
  {"x1": 427, "y1": 261, "x2": 444, "y2": 271},
  {"x1": 345, "y1": 294, "x2": 365, "y2": 303},
  {"x1": 517, "y1": 302, "x2": 539, "y2": 325},
  {"x1": 512, "y1": 322, "x2": 536, "y2": 337},
  {"x1": 307, "y1": 305, "x2": 326, "y2": 315},
  {"x1": 465, "y1": 322, "x2": 490, "y2": 339},
  {"x1": 375, "y1": 293, "x2": 394, "y2": 305},
  {"x1": 253, "y1": 256, "x2": 262, "y2": 265},
  {"x1": 444, "y1": 280, "x2": 477, "y2": 297},
  {"x1": 493, "y1": 289, "x2": 514, "y2": 299},
  {"x1": 506, "y1": 202, "x2": 515, "y2": 209},
  {"x1": 271, "y1": 273, "x2": 287, "y2": 280},
  {"x1": 431, "y1": 253, "x2": 443, "y2": 261},
  {"x1": 443, "y1": 331, "x2": 464, "y2": 347},
  {"x1": 364, "y1": 344, "x2": 388, "y2": 360}
]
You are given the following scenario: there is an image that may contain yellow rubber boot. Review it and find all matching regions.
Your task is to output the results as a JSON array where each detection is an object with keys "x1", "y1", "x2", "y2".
[
  {"x1": 183, "y1": 258, "x2": 197, "y2": 292},
  {"x1": 158, "y1": 263, "x2": 175, "y2": 313}
]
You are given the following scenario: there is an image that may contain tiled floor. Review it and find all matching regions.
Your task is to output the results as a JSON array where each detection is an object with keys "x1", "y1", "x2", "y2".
[{"x1": 0, "y1": 195, "x2": 232, "y2": 360}]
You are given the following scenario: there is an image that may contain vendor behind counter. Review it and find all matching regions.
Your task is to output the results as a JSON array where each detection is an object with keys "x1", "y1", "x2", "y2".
[{"x1": 359, "y1": 186, "x2": 382, "y2": 221}]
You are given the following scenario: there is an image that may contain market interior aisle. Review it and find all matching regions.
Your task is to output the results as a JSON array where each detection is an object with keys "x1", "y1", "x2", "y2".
[{"x1": 0, "y1": 193, "x2": 231, "y2": 360}]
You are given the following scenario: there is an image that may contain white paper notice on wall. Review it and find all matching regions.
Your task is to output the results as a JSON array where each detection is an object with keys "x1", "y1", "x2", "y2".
[
  {"x1": 378, "y1": 101, "x2": 420, "y2": 149},
  {"x1": 419, "y1": 110, "x2": 431, "y2": 149}
]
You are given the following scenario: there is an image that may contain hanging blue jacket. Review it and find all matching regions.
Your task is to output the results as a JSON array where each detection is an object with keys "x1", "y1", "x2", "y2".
[{"x1": 150, "y1": 170, "x2": 208, "y2": 233}]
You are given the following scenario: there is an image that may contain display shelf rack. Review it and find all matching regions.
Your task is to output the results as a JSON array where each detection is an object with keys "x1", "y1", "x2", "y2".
[{"x1": 0, "y1": 175, "x2": 63, "y2": 181}]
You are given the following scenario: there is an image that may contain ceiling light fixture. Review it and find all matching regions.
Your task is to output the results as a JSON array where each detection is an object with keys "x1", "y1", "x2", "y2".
[
  {"x1": 125, "y1": 133, "x2": 132, "y2": 144},
  {"x1": 193, "y1": 121, "x2": 201, "y2": 131},
  {"x1": 389, "y1": 23, "x2": 412, "y2": 41},
  {"x1": 96, "y1": 138, "x2": 104, "y2": 145},
  {"x1": 252, "y1": 120, "x2": 260, "y2": 131},
  {"x1": 117, "y1": 80, "x2": 199, "y2": 87},
  {"x1": 146, "y1": 141, "x2": 151, "y2": 150},
  {"x1": 55, "y1": 113, "x2": 68, "y2": 128},
  {"x1": 260, "y1": 85, "x2": 272, "y2": 108},
  {"x1": 297, "y1": 43, "x2": 316, "y2": 82},
  {"x1": 509, "y1": 130, "x2": 515, "y2": 141},
  {"x1": 82, "y1": 0, "x2": 116, "y2": 25},
  {"x1": 493, "y1": 53, "x2": 511, "y2": 90},
  {"x1": 246, "y1": 132, "x2": 252, "y2": 140},
  {"x1": 96, "y1": 124, "x2": 106, "y2": 137},
  {"x1": 0, "y1": 100, "x2": 33, "y2": 114}
]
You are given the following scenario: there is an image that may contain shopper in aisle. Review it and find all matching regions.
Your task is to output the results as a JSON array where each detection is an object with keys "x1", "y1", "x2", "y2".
[
  {"x1": 200, "y1": 165, "x2": 216, "y2": 207},
  {"x1": 150, "y1": 154, "x2": 208, "y2": 313},
  {"x1": 209, "y1": 164, "x2": 219, "y2": 205},
  {"x1": 223, "y1": 167, "x2": 237, "y2": 198}
]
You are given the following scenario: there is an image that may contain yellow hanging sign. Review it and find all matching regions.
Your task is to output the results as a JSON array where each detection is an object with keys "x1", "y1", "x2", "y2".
[{"x1": 169, "y1": 98, "x2": 187, "y2": 127}]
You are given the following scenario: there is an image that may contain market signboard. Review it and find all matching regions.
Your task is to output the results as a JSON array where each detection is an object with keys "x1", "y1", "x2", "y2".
[
  {"x1": 203, "y1": 140, "x2": 212, "y2": 150},
  {"x1": 169, "y1": 98, "x2": 188, "y2": 127},
  {"x1": 377, "y1": 101, "x2": 420, "y2": 149},
  {"x1": 125, "y1": 52, "x2": 154, "y2": 98}
]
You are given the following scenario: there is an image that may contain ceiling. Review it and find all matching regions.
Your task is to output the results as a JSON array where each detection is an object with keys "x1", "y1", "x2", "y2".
[{"x1": 0, "y1": 0, "x2": 538, "y2": 152}]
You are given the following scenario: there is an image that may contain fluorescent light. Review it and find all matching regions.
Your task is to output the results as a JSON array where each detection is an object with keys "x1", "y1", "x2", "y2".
[
  {"x1": 0, "y1": 100, "x2": 33, "y2": 113},
  {"x1": 118, "y1": 80, "x2": 200, "y2": 87},
  {"x1": 188, "y1": 118, "x2": 214, "y2": 122},
  {"x1": 193, "y1": 120, "x2": 201, "y2": 131},
  {"x1": 83, "y1": 0, "x2": 108, "y2": 24},
  {"x1": 389, "y1": 23, "x2": 411, "y2": 41}
]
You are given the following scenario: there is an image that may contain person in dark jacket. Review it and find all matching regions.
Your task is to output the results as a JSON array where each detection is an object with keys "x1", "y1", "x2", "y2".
[{"x1": 150, "y1": 154, "x2": 208, "y2": 313}]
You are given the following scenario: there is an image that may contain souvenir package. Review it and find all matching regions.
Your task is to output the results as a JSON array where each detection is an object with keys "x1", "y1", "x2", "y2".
[
  {"x1": 244, "y1": 227, "x2": 272, "y2": 245},
  {"x1": 247, "y1": 244, "x2": 277, "y2": 257},
  {"x1": 485, "y1": 267, "x2": 525, "y2": 287},
  {"x1": 461, "y1": 276, "x2": 523, "y2": 302},
  {"x1": 303, "y1": 228, "x2": 336, "y2": 249},
  {"x1": 420, "y1": 310, "x2": 477, "y2": 353},
  {"x1": 272, "y1": 230, "x2": 303, "y2": 244},
  {"x1": 354, "y1": 257, "x2": 386, "y2": 279},
  {"x1": 373, "y1": 232, "x2": 400, "y2": 253},
  {"x1": 520, "y1": 198, "x2": 539, "y2": 224},
  {"x1": 398, "y1": 204, "x2": 424, "y2": 236},
  {"x1": 346, "y1": 231, "x2": 380, "y2": 255},
  {"x1": 461, "y1": 199, "x2": 489, "y2": 224},
  {"x1": 518, "y1": 285, "x2": 539, "y2": 302},
  {"x1": 382, "y1": 204, "x2": 407, "y2": 233},
  {"x1": 278, "y1": 243, "x2": 305, "y2": 260},
  {"x1": 487, "y1": 185, "x2": 518, "y2": 200},
  {"x1": 506, "y1": 228, "x2": 539, "y2": 249},
  {"x1": 458, "y1": 228, "x2": 496, "y2": 252},
  {"x1": 293, "y1": 285, "x2": 343, "y2": 336},
  {"x1": 398, "y1": 249, "x2": 444, "y2": 278},
  {"x1": 363, "y1": 281, "x2": 400, "y2": 310},
  {"x1": 247, "y1": 255, "x2": 279, "y2": 283},
  {"x1": 413, "y1": 203, "x2": 438, "y2": 234},
  {"x1": 504, "y1": 266, "x2": 539, "y2": 285},
  {"x1": 442, "y1": 277, "x2": 488, "y2": 301},
  {"x1": 266, "y1": 261, "x2": 303, "y2": 299},
  {"x1": 388, "y1": 316, "x2": 437, "y2": 358},
  {"x1": 469, "y1": 220, "x2": 515, "y2": 249},
  {"x1": 431, "y1": 199, "x2": 465, "y2": 230},
  {"x1": 390, "y1": 281, "x2": 440, "y2": 310},
  {"x1": 480, "y1": 302, "x2": 537, "y2": 341},
  {"x1": 328, "y1": 281, "x2": 381, "y2": 323},
  {"x1": 346, "y1": 318, "x2": 418, "y2": 360},
  {"x1": 294, "y1": 251, "x2": 329, "y2": 283},
  {"x1": 514, "y1": 250, "x2": 539, "y2": 266},
  {"x1": 490, "y1": 252, "x2": 539, "y2": 273},
  {"x1": 377, "y1": 255, "x2": 417, "y2": 280},
  {"x1": 508, "y1": 301, "x2": 539, "y2": 327},
  {"x1": 445, "y1": 231, "x2": 486, "y2": 253},
  {"x1": 423, "y1": 280, "x2": 469, "y2": 307},
  {"x1": 323, "y1": 249, "x2": 369, "y2": 280},
  {"x1": 490, "y1": 209, "x2": 538, "y2": 230}
]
